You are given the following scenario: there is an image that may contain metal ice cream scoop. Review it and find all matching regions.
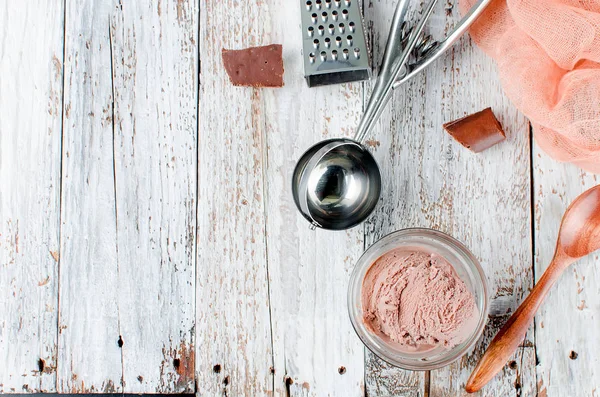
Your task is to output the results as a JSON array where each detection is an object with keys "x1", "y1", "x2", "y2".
[
  {"x1": 292, "y1": 0, "x2": 492, "y2": 230},
  {"x1": 292, "y1": 138, "x2": 381, "y2": 230}
]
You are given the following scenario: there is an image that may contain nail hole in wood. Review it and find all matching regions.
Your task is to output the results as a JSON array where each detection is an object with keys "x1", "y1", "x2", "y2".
[
  {"x1": 213, "y1": 364, "x2": 221, "y2": 373},
  {"x1": 173, "y1": 358, "x2": 181, "y2": 369},
  {"x1": 38, "y1": 358, "x2": 45, "y2": 372},
  {"x1": 117, "y1": 335, "x2": 124, "y2": 348},
  {"x1": 137, "y1": 375, "x2": 143, "y2": 383},
  {"x1": 269, "y1": 366, "x2": 275, "y2": 374},
  {"x1": 338, "y1": 366, "x2": 346, "y2": 375},
  {"x1": 569, "y1": 350, "x2": 578, "y2": 360},
  {"x1": 284, "y1": 376, "x2": 293, "y2": 395},
  {"x1": 509, "y1": 360, "x2": 517, "y2": 370},
  {"x1": 515, "y1": 382, "x2": 521, "y2": 391},
  {"x1": 223, "y1": 375, "x2": 230, "y2": 386}
]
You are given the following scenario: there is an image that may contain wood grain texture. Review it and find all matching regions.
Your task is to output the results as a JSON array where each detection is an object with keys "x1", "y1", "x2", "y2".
[
  {"x1": 59, "y1": 0, "x2": 124, "y2": 391},
  {"x1": 533, "y1": 148, "x2": 600, "y2": 397},
  {"x1": 0, "y1": 0, "x2": 63, "y2": 392},
  {"x1": 263, "y1": 1, "x2": 366, "y2": 395},
  {"x1": 59, "y1": 0, "x2": 197, "y2": 392},
  {"x1": 196, "y1": 0, "x2": 274, "y2": 395},
  {"x1": 363, "y1": 1, "x2": 534, "y2": 395},
  {"x1": 432, "y1": 341, "x2": 536, "y2": 397},
  {"x1": 365, "y1": 356, "x2": 425, "y2": 397},
  {"x1": 108, "y1": 0, "x2": 197, "y2": 392},
  {"x1": 432, "y1": 318, "x2": 536, "y2": 397}
]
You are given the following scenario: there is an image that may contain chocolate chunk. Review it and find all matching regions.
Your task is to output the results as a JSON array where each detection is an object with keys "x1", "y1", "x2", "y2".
[
  {"x1": 222, "y1": 44, "x2": 284, "y2": 88},
  {"x1": 443, "y1": 107, "x2": 506, "y2": 152}
]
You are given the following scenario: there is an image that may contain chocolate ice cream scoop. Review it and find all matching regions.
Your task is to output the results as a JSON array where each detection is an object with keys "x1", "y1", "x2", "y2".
[{"x1": 362, "y1": 248, "x2": 478, "y2": 351}]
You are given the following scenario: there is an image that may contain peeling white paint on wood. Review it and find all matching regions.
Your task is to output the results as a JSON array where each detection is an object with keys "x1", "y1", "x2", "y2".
[
  {"x1": 0, "y1": 0, "x2": 63, "y2": 392},
  {"x1": 195, "y1": 0, "x2": 274, "y2": 395},
  {"x1": 58, "y1": 0, "x2": 123, "y2": 391},
  {"x1": 533, "y1": 148, "x2": 600, "y2": 397},
  {"x1": 59, "y1": 0, "x2": 197, "y2": 392},
  {"x1": 108, "y1": 0, "x2": 197, "y2": 392}
]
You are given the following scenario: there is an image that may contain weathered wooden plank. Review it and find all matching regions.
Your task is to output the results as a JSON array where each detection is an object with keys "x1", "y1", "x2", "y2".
[
  {"x1": 533, "y1": 150, "x2": 599, "y2": 397},
  {"x1": 59, "y1": 0, "x2": 122, "y2": 391},
  {"x1": 196, "y1": 0, "x2": 274, "y2": 395},
  {"x1": 263, "y1": 2, "x2": 366, "y2": 395},
  {"x1": 0, "y1": 0, "x2": 64, "y2": 393},
  {"x1": 363, "y1": 1, "x2": 534, "y2": 395},
  {"x1": 60, "y1": 0, "x2": 198, "y2": 392},
  {"x1": 108, "y1": 0, "x2": 197, "y2": 392}
]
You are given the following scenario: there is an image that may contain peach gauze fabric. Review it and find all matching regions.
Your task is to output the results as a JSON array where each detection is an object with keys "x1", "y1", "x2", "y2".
[{"x1": 460, "y1": 0, "x2": 600, "y2": 172}]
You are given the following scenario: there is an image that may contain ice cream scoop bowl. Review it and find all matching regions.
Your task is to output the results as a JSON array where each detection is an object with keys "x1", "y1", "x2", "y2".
[{"x1": 292, "y1": 139, "x2": 382, "y2": 230}]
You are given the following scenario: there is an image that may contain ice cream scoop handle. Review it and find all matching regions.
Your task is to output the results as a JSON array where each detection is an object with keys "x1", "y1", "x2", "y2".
[{"x1": 466, "y1": 256, "x2": 571, "y2": 393}]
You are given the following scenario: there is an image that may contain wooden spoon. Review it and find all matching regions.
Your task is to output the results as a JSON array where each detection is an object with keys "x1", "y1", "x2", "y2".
[{"x1": 466, "y1": 184, "x2": 600, "y2": 393}]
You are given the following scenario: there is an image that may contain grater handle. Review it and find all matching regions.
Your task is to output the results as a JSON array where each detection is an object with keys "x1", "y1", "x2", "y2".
[
  {"x1": 392, "y1": 0, "x2": 493, "y2": 89},
  {"x1": 354, "y1": 0, "x2": 438, "y2": 144}
]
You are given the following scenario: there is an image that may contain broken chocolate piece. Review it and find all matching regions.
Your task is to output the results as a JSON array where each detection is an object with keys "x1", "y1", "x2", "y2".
[
  {"x1": 443, "y1": 107, "x2": 506, "y2": 153},
  {"x1": 222, "y1": 44, "x2": 284, "y2": 88}
]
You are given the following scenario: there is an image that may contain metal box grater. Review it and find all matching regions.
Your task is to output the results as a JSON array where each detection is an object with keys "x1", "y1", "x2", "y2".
[{"x1": 300, "y1": 0, "x2": 371, "y2": 87}]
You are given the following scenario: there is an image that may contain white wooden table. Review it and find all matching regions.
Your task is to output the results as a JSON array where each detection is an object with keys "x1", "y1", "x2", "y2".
[{"x1": 1, "y1": 0, "x2": 598, "y2": 396}]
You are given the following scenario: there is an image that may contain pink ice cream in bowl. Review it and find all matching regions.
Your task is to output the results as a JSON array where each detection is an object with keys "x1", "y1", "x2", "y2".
[{"x1": 348, "y1": 228, "x2": 489, "y2": 370}]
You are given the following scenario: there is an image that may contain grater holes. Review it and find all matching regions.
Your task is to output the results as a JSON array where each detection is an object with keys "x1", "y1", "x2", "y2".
[
  {"x1": 328, "y1": 24, "x2": 335, "y2": 34},
  {"x1": 311, "y1": 13, "x2": 318, "y2": 23},
  {"x1": 332, "y1": 10, "x2": 338, "y2": 21},
  {"x1": 321, "y1": 11, "x2": 328, "y2": 21},
  {"x1": 306, "y1": 0, "x2": 312, "y2": 10},
  {"x1": 309, "y1": 52, "x2": 316, "y2": 63},
  {"x1": 344, "y1": 0, "x2": 350, "y2": 5},
  {"x1": 315, "y1": 0, "x2": 322, "y2": 9},
  {"x1": 349, "y1": 21, "x2": 355, "y2": 32},
  {"x1": 335, "y1": 36, "x2": 342, "y2": 46},
  {"x1": 354, "y1": 47, "x2": 360, "y2": 58},
  {"x1": 320, "y1": 51, "x2": 327, "y2": 61},
  {"x1": 313, "y1": 38, "x2": 320, "y2": 49},
  {"x1": 342, "y1": 48, "x2": 349, "y2": 59},
  {"x1": 342, "y1": 9, "x2": 349, "y2": 19},
  {"x1": 324, "y1": 37, "x2": 331, "y2": 48},
  {"x1": 331, "y1": 49, "x2": 338, "y2": 60},
  {"x1": 338, "y1": 22, "x2": 345, "y2": 33},
  {"x1": 325, "y1": 0, "x2": 332, "y2": 8},
  {"x1": 334, "y1": 0, "x2": 341, "y2": 7},
  {"x1": 318, "y1": 25, "x2": 324, "y2": 35},
  {"x1": 307, "y1": 26, "x2": 314, "y2": 37},
  {"x1": 346, "y1": 35, "x2": 353, "y2": 45}
]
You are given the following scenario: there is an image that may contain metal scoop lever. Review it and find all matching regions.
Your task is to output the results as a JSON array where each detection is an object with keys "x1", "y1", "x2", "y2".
[
  {"x1": 394, "y1": 0, "x2": 493, "y2": 87},
  {"x1": 354, "y1": 0, "x2": 438, "y2": 143}
]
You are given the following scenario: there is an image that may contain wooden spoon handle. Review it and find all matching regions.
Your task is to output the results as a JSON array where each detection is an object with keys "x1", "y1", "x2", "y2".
[{"x1": 466, "y1": 260, "x2": 565, "y2": 393}]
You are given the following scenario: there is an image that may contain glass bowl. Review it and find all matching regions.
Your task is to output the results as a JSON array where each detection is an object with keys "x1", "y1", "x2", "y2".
[{"x1": 348, "y1": 228, "x2": 489, "y2": 370}]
